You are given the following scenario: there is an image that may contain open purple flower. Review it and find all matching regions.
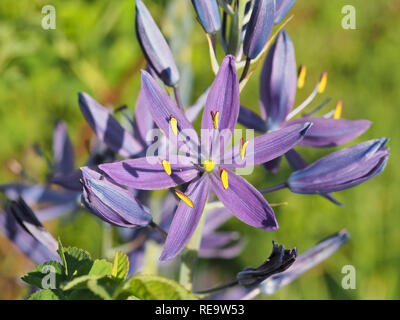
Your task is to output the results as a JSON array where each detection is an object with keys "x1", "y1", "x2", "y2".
[
  {"x1": 97, "y1": 55, "x2": 312, "y2": 261},
  {"x1": 239, "y1": 30, "x2": 371, "y2": 173}
]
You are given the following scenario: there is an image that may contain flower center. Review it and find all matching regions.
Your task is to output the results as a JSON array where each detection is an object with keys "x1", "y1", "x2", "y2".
[{"x1": 202, "y1": 159, "x2": 215, "y2": 172}]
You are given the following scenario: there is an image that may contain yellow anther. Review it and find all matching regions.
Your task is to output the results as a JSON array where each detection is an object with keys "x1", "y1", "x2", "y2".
[
  {"x1": 318, "y1": 71, "x2": 328, "y2": 93},
  {"x1": 220, "y1": 169, "x2": 229, "y2": 190},
  {"x1": 162, "y1": 160, "x2": 172, "y2": 175},
  {"x1": 334, "y1": 99, "x2": 343, "y2": 119},
  {"x1": 211, "y1": 111, "x2": 219, "y2": 130},
  {"x1": 175, "y1": 190, "x2": 194, "y2": 208},
  {"x1": 297, "y1": 65, "x2": 306, "y2": 89},
  {"x1": 241, "y1": 139, "x2": 249, "y2": 160},
  {"x1": 202, "y1": 159, "x2": 215, "y2": 172},
  {"x1": 169, "y1": 116, "x2": 178, "y2": 136}
]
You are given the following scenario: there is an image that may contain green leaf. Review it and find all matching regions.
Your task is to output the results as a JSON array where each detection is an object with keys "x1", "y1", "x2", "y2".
[
  {"x1": 88, "y1": 259, "x2": 113, "y2": 277},
  {"x1": 116, "y1": 275, "x2": 198, "y2": 300},
  {"x1": 61, "y1": 275, "x2": 103, "y2": 291},
  {"x1": 22, "y1": 261, "x2": 65, "y2": 289},
  {"x1": 28, "y1": 289, "x2": 65, "y2": 300},
  {"x1": 111, "y1": 251, "x2": 129, "y2": 280}
]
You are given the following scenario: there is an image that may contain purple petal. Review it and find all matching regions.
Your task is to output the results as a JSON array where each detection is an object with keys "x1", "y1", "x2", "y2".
[
  {"x1": 285, "y1": 117, "x2": 371, "y2": 147},
  {"x1": 78, "y1": 92, "x2": 144, "y2": 157},
  {"x1": 226, "y1": 122, "x2": 311, "y2": 168},
  {"x1": 199, "y1": 234, "x2": 244, "y2": 259},
  {"x1": 202, "y1": 208, "x2": 232, "y2": 234},
  {"x1": 285, "y1": 148, "x2": 344, "y2": 205},
  {"x1": 201, "y1": 55, "x2": 240, "y2": 133},
  {"x1": 133, "y1": 87, "x2": 155, "y2": 148},
  {"x1": 160, "y1": 177, "x2": 209, "y2": 261},
  {"x1": 6, "y1": 199, "x2": 59, "y2": 253},
  {"x1": 274, "y1": 0, "x2": 296, "y2": 24},
  {"x1": 210, "y1": 170, "x2": 278, "y2": 230},
  {"x1": 127, "y1": 244, "x2": 146, "y2": 276},
  {"x1": 53, "y1": 120, "x2": 75, "y2": 176},
  {"x1": 0, "y1": 210, "x2": 59, "y2": 264},
  {"x1": 99, "y1": 156, "x2": 199, "y2": 190},
  {"x1": 243, "y1": 0, "x2": 276, "y2": 59},
  {"x1": 238, "y1": 105, "x2": 267, "y2": 132},
  {"x1": 191, "y1": 0, "x2": 221, "y2": 34},
  {"x1": 141, "y1": 71, "x2": 199, "y2": 148},
  {"x1": 260, "y1": 30, "x2": 297, "y2": 130},
  {"x1": 136, "y1": 0, "x2": 180, "y2": 86},
  {"x1": 49, "y1": 170, "x2": 82, "y2": 191}
]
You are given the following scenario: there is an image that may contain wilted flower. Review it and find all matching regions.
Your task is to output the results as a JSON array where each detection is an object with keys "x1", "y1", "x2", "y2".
[
  {"x1": 135, "y1": 0, "x2": 180, "y2": 86},
  {"x1": 191, "y1": 0, "x2": 221, "y2": 34},
  {"x1": 260, "y1": 230, "x2": 350, "y2": 296},
  {"x1": 237, "y1": 241, "x2": 297, "y2": 287},
  {"x1": 288, "y1": 138, "x2": 389, "y2": 194},
  {"x1": 97, "y1": 55, "x2": 311, "y2": 261}
]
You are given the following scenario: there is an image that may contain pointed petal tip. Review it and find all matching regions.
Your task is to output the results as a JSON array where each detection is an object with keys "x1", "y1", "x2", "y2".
[{"x1": 300, "y1": 122, "x2": 313, "y2": 136}]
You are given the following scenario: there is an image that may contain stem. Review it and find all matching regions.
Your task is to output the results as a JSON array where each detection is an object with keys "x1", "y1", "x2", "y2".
[
  {"x1": 259, "y1": 182, "x2": 288, "y2": 194},
  {"x1": 148, "y1": 221, "x2": 168, "y2": 239},
  {"x1": 174, "y1": 86, "x2": 184, "y2": 109},
  {"x1": 240, "y1": 57, "x2": 251, "y2": 82},
  {"x1": 195, "y1": 280, "x2": 239, "y2": 295}
]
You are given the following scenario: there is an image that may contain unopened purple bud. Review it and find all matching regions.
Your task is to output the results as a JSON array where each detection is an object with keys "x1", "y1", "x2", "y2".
[
  {"x1": 81, "y1": 167, "x2": 152, "y2": 228},
  {"x1": 191, "y1": 0, "x2": 221, "y2": 34},
  {"x1": 274, "y1": 0, "x2": 296, "y2": 24},
  {"x1": 288, "y1": 138, "x2": 390, "y2": 194},
  {"x1": 243, "y1": 0, "x2": 276, "y2": 59},
  {"x1": 135, "y1": 0, "x2": 180, "y2": 86}
]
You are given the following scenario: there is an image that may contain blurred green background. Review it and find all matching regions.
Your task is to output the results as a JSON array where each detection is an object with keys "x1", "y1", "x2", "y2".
[{"x1": 0, "y1": 0, "x2": 399, "y2": 299}]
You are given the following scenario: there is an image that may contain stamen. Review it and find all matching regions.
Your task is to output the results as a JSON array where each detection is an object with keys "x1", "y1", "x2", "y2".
[
  {"x1": 334, "y1": 99, "x2": 343, "y2": 119},
  {"x1": 162, "y1": 160, "x2": 172, "y2": 175},
  {"x1": 241, "y1": 138, "x2": 248, "y2": 160},
  {"x1": 169, "y1": 116, "x2": 178, "y2": 136},
  {"x1": 220, "y1": 169, "x2": 229, "y2": 189},
  {"x1": 297, "y1": 65, "x2": 306, "y2": 89},
  {"x1": 318, "y1": 71, "x2": 328, "y2": 93},
  {"x1": 211, "y1": 111, "x2": 219, "y2": 130},
  {"x1": 202, "y1": 159, "x2": 215, "y2": 172},
  {"x1": 175, "y1": 190, "x2": 194, "y2": 208}
]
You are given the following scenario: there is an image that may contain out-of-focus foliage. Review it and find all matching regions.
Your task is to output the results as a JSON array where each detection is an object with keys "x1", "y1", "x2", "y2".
[{"x1": 0, "y1": 0, "x2": 399, "y2": 299}]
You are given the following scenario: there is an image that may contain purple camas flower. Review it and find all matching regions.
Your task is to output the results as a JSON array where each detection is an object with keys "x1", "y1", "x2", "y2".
[
  {"x1": 97, "y1": 55, "x2": 312, "y2": 261},
  {"x1": 239, "y1": 29, "x2": 371, "y2": 173}
]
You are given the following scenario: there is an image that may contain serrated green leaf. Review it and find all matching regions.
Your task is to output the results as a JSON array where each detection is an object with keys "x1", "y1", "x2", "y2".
[
  {"x1": 116, "y1": 275, "x2": 198, "y2": 300},
  {"x1": 111, "y1": 251, "x2": 129, "y2": 280},
  {"x1": 28, "y1": 289, "x2": 65, "y2": 300},
  {"x1": 22, "y1": 261, "x2": 65, "y2": 289},
  {"x1": 89, "y1": 259, "x2": 113, "y2": 277}
]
